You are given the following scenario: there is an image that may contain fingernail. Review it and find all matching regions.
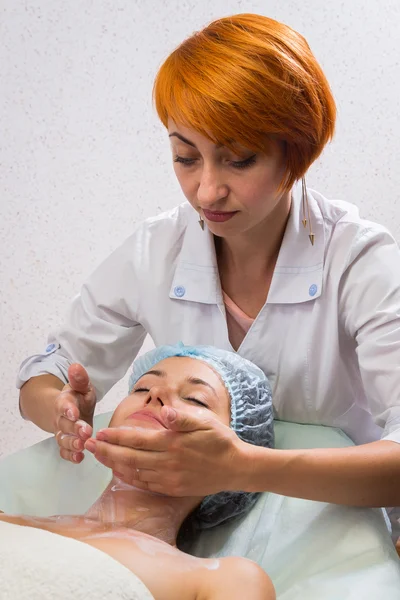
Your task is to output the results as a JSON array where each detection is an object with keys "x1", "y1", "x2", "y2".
[
  {"x1": 85, "y1": 439, "x2": 96, "y2": 453},
  {"x1": 70, "y1": 364, "x2": 84, "y2": 381},
  {"x1": 73, "y1": 438, "x2": 82, "y2": 450},
  {"x1": 79, "y1": 426, "x2": 89, "y2": 438},
  {"x1": 66, "y1": 409, "x2": 76, "y2": 421},
  {"x1": 96, "y1": 431, "x2": 107, "y2": 441},
  {"x1": 166, "y1": 407, "x2": 177, "y2": 421},
  {"x1": 72, "y1": 452, "x2": 81, "y2": 463},
  {"x1": 113, "y1": 471, "x2": 124, "y2": 479}
]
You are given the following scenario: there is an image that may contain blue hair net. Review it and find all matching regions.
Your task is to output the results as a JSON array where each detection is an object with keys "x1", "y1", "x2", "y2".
[{"x1": 128, "y1": 343, "x2": 274, "y2": 532}]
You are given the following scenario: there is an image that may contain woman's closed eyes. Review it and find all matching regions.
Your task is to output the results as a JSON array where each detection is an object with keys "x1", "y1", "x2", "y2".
[
  {"x1": 173, "y1": 154, "x2": 257, "y2": 170},
  {"x1": 133, "y1": 387, "x2": 210, "y2": 409}
]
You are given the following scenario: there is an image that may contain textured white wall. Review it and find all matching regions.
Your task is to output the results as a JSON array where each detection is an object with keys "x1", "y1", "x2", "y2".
[{"x1": 1, "y1": 0, "x2": 399, "y2": 458}]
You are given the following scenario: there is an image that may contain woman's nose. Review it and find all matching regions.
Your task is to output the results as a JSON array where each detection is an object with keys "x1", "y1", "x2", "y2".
[
  {"x1": 145, "y1": 386, "x2": 168, "y2": 407},
  {"x1": 197, "y1": 164, "x2": 229, "y2": 207}
]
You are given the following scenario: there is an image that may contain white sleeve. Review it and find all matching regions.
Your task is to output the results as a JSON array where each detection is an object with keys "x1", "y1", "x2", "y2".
[
  {"x1": 339, "y1": 225, "x2": 400, "y2": 443},
  {"x1": 16, "y1": 234, "x2": 147, "y2": 402}
]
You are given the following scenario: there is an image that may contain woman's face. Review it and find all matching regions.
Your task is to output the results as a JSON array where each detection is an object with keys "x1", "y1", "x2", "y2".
[
  {"x1": 109, "y1": 356, "x2": 230, "y2": 430},
  {"x1": 168, "y1": 119, "x2": 291, "y2": 238}
]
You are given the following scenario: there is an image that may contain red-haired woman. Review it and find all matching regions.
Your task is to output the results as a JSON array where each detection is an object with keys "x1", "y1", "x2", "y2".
[{"x1": 18, "y1": 14, "x2": 400, "y2": 537}]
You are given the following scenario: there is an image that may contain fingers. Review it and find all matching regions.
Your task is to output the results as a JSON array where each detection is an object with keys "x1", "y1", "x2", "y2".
[
  {"x1": 65, "y1": 365, "x2": 96, "y2": 425},
  {"x1": 55, "y1": 388, "x2": 80, "y2": 424},
  {"x1": 95, "y1": 427, "x2": 170, "y2": 452},
  {"x1": 57, "y1": 416, "x2": 80, "y2": 436},
  {"x1": 159, "y1": 405, "x2": 213, "y2": 432},
  {"x1": 113, "y1": 467, "x2": 158, "y2": 488},
  {"x1": 84, "y1": 438, "x2": 192, "y2": 496},
  {"x1": 55, "y1": 414, "x2": 93, "y2": 463},
  {"x1": 112, "y1": 463, "x2": 184, "y2": 496},
  {"x1": 52, "y1": 370, "x2": 96, "y2": 464},
  {"x1": 56, "y1": 428, "x2": 85, "y2": 452},
  {"x1": 85, "y1": 439, "x2": 159, "y2": 470},
  {"x1": 55, "y1": 385, "x2": 95, "y2": 430},
  {"x1": 56, "y1": 414, "x2": 92, "y2": 440},
  {"x1": 68, "y1": 363, "x2": 91, "y2": 394},
  {"x1": 54, "y1": 382, "x2": 94, "y2": 450},
  {"x1": 59, "y1": 447, "x2": 84, "y2": 464},
  {"x1": 78, "y1": 386, "x2": 96, "y2": 420},
  {"x1": 112, "y1": 469, "x2": 167, "y2": 495}
]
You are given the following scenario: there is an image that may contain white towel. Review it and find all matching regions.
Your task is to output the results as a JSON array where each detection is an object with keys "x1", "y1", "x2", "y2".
[{"x1": 0, "y1": 520, "x2": 154, "y2": 600}]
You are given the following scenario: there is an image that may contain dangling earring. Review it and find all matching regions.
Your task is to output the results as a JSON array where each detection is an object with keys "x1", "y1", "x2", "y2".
[
  {"x1": 198, "y1": 215, "x2": 205, "y2": 231},
  {"x1": 301, "y1": 176, "x2": 314, "y2": 246}
]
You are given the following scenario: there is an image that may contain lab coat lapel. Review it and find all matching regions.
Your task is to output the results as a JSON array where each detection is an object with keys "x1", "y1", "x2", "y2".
[
  {"x1": 169, "y1": 185, "x2": 326, "y2": 307},
  {"x1": 169, "y1": 207, "x2": 222, "y2": 304},
  {"x1": 267, "y1": 183, "x2": 325, "y2": 304}
]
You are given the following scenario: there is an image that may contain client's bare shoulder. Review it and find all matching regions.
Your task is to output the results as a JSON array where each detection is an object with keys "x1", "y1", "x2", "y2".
[
  {"x1": 84, "y1": 530, "x2": 218, "y2": 600},
  {"x1": 196, "y1": 556, "x2": 276, "y2": 600},
  {"x1": 84, "y1": 532, "x2": 275, "y2": 600}
]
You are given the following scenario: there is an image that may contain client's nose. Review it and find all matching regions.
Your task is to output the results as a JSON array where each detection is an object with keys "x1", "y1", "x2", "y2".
[{"x1": 145, "y1": 386, "x2": 166, "y2": 407}]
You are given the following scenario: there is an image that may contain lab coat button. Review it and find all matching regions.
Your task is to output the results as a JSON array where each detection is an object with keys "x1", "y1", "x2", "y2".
[
  {"x1": 309, "y1": 284, "x2": 318, "y2": 297},
  {"x1": 174, "y1": 286, "x2": 186, "y2": 298}
]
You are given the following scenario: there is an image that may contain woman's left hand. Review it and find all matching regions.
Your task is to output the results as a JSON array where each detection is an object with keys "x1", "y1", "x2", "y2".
[{"x1": 84, "y1": 407, "x2": 249, "y2": 496}]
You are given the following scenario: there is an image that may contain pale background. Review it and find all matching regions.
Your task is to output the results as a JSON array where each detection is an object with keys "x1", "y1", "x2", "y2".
[{"x1": 1, "y1": 0, "x2": 399, "y2": 458}]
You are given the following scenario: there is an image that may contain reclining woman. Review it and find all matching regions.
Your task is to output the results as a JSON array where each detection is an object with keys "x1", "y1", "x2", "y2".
[{"x1": 0, "y1": 345, "x2": 275, "y2": 600}]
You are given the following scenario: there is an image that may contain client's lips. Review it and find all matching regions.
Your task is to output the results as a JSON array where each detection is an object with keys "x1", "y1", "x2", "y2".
[
  {"x1": 202, "y1": 209, "x2": 238, "y2": 223},
  {"x1": 127, "y1": 410, "x2": 166, "y2": 428}
]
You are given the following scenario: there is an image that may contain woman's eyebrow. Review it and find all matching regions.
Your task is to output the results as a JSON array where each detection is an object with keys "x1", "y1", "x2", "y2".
[
  {"x1": 144, "y1": 369, "x2": 167, "y2": 378},
  {"x1": 141, "y1": 370, "x2": 217, "y2": 396},
  {"x1": 168, "y1": 132, "x2": 225, "y2": 150},
  {"x1": 169, "y1": 132, "x2": 197, "y2": 148},
  {"x1": 186, "y1": 376, "x2": 217, "y2": 396}
]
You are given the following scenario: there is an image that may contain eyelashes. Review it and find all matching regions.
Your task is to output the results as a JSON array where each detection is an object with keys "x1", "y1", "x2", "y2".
[
  {"x1": 231, "y1": 155, "x2": 257, "y2": 169},
  {"x1": 186, "y1": 397, "x2": 209, "y2": 408},
  {"x1": 173, "y1": 156, "x2": 196, "y2": 166},
  {"x1": 133, "y1": 388, "x2": 209, "y2": 409},
  {"x1": 173, "y1": 154, "x2": 257, "y2": 170}
]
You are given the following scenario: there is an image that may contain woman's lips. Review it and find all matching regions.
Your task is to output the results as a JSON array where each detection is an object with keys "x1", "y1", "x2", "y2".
[
  {"x1": 202, "y1": 209, "x2": 238, "y2": 223},
  {"x1": 127, "y1": 411, "x2": 166, "y2": 428}
]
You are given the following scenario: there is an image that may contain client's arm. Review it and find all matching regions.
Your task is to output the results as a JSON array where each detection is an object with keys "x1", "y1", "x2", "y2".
[{"x1": 202, "y1": 557, "x2": 275, "y2": 600}]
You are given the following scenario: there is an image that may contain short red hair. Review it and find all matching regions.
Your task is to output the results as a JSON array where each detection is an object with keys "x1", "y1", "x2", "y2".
[{"x1": 153, "y1": 13, "x2": 336, "y2": 189}]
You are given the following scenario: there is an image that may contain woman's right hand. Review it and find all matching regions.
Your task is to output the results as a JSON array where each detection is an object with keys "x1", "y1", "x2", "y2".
[{"x1": 54, "y1": 364, "x2": 96, "y2": 463}]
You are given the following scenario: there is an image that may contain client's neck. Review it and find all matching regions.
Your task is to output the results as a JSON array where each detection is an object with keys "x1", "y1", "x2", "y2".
[{"x1": 85, "y1": 477, "x2": 198, "y2": 545}]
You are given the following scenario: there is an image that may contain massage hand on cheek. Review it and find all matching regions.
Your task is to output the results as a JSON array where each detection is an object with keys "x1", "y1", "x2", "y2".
[
  {"x1": 83, "y1": 344, "x2": 273, "y2": 498},
  {"x1": 86, "y1": 401, "x2": 244, "y2": 497}
]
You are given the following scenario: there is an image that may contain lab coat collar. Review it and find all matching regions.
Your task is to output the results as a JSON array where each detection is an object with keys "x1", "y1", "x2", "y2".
[
  {"x1": 267, "y1": 183, "x2": 325, "y2": 304},
  {"x1": 169, "y1": 208, "x2": 222, "y2": 304},
  {"x1": 169, "y1": 183, "x2": 325, "y2": 305}
]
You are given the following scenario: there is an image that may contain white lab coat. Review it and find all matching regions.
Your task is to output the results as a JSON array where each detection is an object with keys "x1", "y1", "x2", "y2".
[{"x1": 17, "y1": 184, "x2": 400, "y2": 447}]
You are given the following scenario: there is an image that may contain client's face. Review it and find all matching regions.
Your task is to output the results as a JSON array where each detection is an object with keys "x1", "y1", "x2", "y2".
[{"x1": 109, "y1": 356, "x2": 231, "y2": 430}]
